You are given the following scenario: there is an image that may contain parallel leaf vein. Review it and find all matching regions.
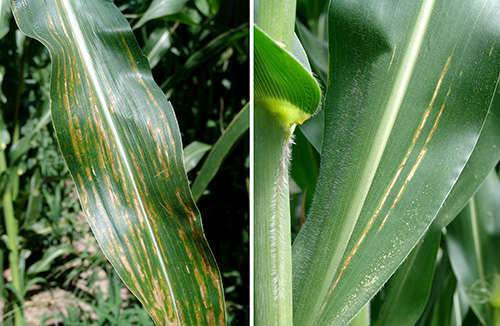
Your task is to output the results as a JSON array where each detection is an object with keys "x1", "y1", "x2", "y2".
[
  {"x1": 58, "y1": 0, "x2": 179, "y2": 321},
  {"x1": 317, "y1": 0, "x2": 437, "y2": 317}
]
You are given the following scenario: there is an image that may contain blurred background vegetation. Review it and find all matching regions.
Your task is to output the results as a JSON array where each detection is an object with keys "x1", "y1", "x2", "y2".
[{"x1": 0, "y1": 0, "x2": 248, "y2": 324}]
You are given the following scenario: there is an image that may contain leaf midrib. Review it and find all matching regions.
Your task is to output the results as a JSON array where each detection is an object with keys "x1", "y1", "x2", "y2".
[
  {"x1": 315, "y1": 0, "x2": 437, "y2": 321},
  {"x1": 59, "y1": 0, "x2": 179, "y2": 321}
]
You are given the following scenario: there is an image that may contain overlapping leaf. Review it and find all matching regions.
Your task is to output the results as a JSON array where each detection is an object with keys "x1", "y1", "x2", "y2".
[
  {"x1": 191, "y1": 104, "x2": 249, "y2": 201},
  {"x1": 292, "y1": 1, "x2": 500, "y2": 324},
  {"x1": 0, "y1": 0, "x2": 9, "y2": 40},
  {"x1": 435, "y1": 92, "x2": 500, "y2": 228},
  {"x1": 447, "y1": 170, "x2": 500, "y2": 324},
  {"x1": 133, "y1": 0, "x2": 188, "y2": 29},
  {"x1": 369, "y1": 62, "x2": 500, "y2": 326},
  {"x1": 254, "y1": 26, "x2": 321, "y2": 126},
  {"x1": 371, "y1": 228, "x2": 441, "y2": 326},
  {"x1": 10, "y1": 0, "x2": 225, "y2": 324}
]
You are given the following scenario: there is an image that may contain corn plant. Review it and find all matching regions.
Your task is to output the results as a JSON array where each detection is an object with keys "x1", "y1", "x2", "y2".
[
  {"x1": 6, "y1": 0, "x2": 249, "y2": 325},
  {"x1": 255, "y1": 0, "x2": 500, "y2": 325},
  {"x1": 0, "y1": 5, "x2": 56, "y2": 322}
]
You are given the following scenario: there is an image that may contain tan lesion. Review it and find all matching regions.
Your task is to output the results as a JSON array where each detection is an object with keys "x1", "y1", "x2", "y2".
[
  {"x1": 319, "y1": 56, "x2": 453, "y2": 313},
  {"x1": 388, "y1": 46, "x2": 397, "y2": 72},
  {"x1": 379, "y1": 86, "x2": 451, "y2": 230},
  {"x1": 379, "y1": 146, "x2": 427, "y2": 230},
  {"x1": 375, "y1": 56, "x2": 451, "y2": 231}
]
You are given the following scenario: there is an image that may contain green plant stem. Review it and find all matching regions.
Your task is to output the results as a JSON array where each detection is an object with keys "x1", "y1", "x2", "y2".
[
  {"x1": 0, "y1": 152, "x2": 22, "y2": 326},
  {"x1": 254, "y1": 101, "x2": 293, "y2": 325},
  {"x1": 0, "y1": 38, "x2": 30, "y2": 326},
  {"x1": 257, "y1": 0, "x2": 296, "y2": 51},
  {"x1": 255, "y1": 0, "x2": 300, "y2": 324}
]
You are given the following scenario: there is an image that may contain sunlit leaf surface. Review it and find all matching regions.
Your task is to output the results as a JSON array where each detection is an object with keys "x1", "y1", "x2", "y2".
[
  {"x1": 292, "y1": 1, "x2": 500, "y2": 324},
  {"x1": 11, "y1": 0, "x2": 225, "y2": 324}
]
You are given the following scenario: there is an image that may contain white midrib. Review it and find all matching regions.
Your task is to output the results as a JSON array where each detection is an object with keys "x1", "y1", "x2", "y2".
[
  {"x1": 61, "y1": 1, "x2": 179, "y2": 321},
  {"x1": 315, "y1": 0, "x2": 436, "y2": 320}
]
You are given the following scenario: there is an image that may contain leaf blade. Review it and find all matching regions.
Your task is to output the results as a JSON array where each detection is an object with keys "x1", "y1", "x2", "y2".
[
  {"x1": 371, "y1": 229, "x2": 441, "y2": 326},
  {"x1": 133, "y1": 0, "x2": 188, "y2": 29},
  {"x1": 447, "y1": 170, "x2": 500, "y2": 324},
  {"x1": 293, "y1": 1, "x2": 500, "y2": 324},
  {"x1": 11, "y1": 0, "x2": 225, "y2": 324},
  {"x1": 184, "y1": 141, "x2": 211, "y2": 173},
  {"x1": 191, "y1": 104, "x2": 249, "y2": 201},
  {"x1": 435, "y1": 92, "x2": 500, "y2": 229}
]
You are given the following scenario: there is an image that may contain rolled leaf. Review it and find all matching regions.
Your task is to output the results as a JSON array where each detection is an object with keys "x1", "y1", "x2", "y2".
[
  {"x1": 254, "y1": 25, "x2": 321, "y2": 127},
  {"x1": 10, "y1": 0, "x2": 225, "y2": 324}
]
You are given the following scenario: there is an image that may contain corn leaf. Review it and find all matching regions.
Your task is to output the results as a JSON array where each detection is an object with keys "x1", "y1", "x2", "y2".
[
  {"x1": 161, "y1": 25, "x2": 248, "y2": 92},
  {"x1": 143, "y1": 27, "x2": 173, "y2": 70},
  {"x1": 0, "y1": 0, "x2": 9, "y2": 40},
  {"x1": 133, "y1": 0, "x2": 188, "y2": 29},
  {"x1": 435, "y1": 92, "x2": 500, "y2": 229},
  {"x1": 371, "y1": 228, "x2": 441, "y2": 326},
  {"x1": 295, "y1": 20, "x2": 328, "y2": 86},
  {"x1": 292, "y1": 1, "x2": 500, "y2": 324},
  {"x1": 413, "y1": 246, "x2": 456, "y2": 326},
  {"x1": 10, "y1": 0, "x2": 225, "y2": 324},
  {"x1": 184, "y1": 141, "x2": 211, "y2": 173},
  {"x1": 254, "y1": 25, "x2": 321, "y2": 126},
  {"x1": 371, "y1": 71, "x2": 500, "y2": 326},
  {"x1": 447, "y1": 170, "x2": 500, "y2": 324},
  {"x1": 191, "y1": 104, "x2": 249, "y2": 201}
]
